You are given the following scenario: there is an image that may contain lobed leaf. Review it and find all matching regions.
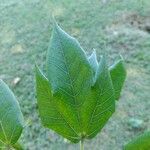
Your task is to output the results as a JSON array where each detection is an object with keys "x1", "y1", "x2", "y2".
[
  {"x1": 36, "y1": 23, "x2": 126, "y2": 143},
  {"x1": 0, "y1": 80, "x2": 24, "y2": 146}
]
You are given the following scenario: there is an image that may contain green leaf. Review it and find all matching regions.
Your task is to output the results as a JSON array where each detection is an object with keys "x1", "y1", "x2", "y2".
[
  {"x1": 0, "y1": 80, "x2": 24, "y2": 146},
  {"x1": 36, "y1": 23, "x2": 126, "y2": 143},
  {"x1": 109, "y1": 56, "x2": 126, "y2": 100},
  {"x1": 124, "y1": 132, "x2": 150, "y2": 150}
]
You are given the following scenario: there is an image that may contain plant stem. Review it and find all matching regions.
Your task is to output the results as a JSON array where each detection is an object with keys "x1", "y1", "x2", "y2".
[{"x1": 80, "y1": 139, "x2": 84, "y2": 150}]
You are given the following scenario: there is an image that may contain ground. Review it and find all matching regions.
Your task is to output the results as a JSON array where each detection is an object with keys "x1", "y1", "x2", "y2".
[{"x1": 0, "y1": 0, "x2": 150, "y2": 149}]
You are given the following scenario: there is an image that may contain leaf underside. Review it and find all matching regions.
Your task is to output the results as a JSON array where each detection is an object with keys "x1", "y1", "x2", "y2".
[
  {"x1": 124, "y1": 132, "x2": 150, "y2": 150},
  {"x1": 36, "y1": 23, "x2": 126, "y2": 143},
  {"x1": 0, "y1": 80, "x2": 24, "y2": 146}
]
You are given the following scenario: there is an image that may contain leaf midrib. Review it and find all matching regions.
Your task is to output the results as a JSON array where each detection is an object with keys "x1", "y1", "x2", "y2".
[{"x1": 55, "y1": 28, "x2": 81, "y2": 131}]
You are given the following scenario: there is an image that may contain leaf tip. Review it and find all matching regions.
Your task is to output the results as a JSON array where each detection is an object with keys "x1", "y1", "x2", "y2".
[
  {"x1": 51, "y1": 17, "x2": 60, "y2": 32},
  {"x1": 119, "y1": 54, "x2": 124, "y2": 60}
]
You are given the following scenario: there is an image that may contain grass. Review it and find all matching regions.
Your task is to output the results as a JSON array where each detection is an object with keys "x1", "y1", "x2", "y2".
[{"x1": 0, "y1": 0, "x2": 150, "y2": 149}]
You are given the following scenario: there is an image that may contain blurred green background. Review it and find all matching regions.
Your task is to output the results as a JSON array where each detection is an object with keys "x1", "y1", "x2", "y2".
[{"x1": 0, "y1": 0, "x2": 150, "y2": 149}]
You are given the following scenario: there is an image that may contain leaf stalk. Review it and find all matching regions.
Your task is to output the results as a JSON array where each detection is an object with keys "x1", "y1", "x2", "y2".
[{"x1": 80, "y1": 139, "x2": 84, "y2": 150}]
